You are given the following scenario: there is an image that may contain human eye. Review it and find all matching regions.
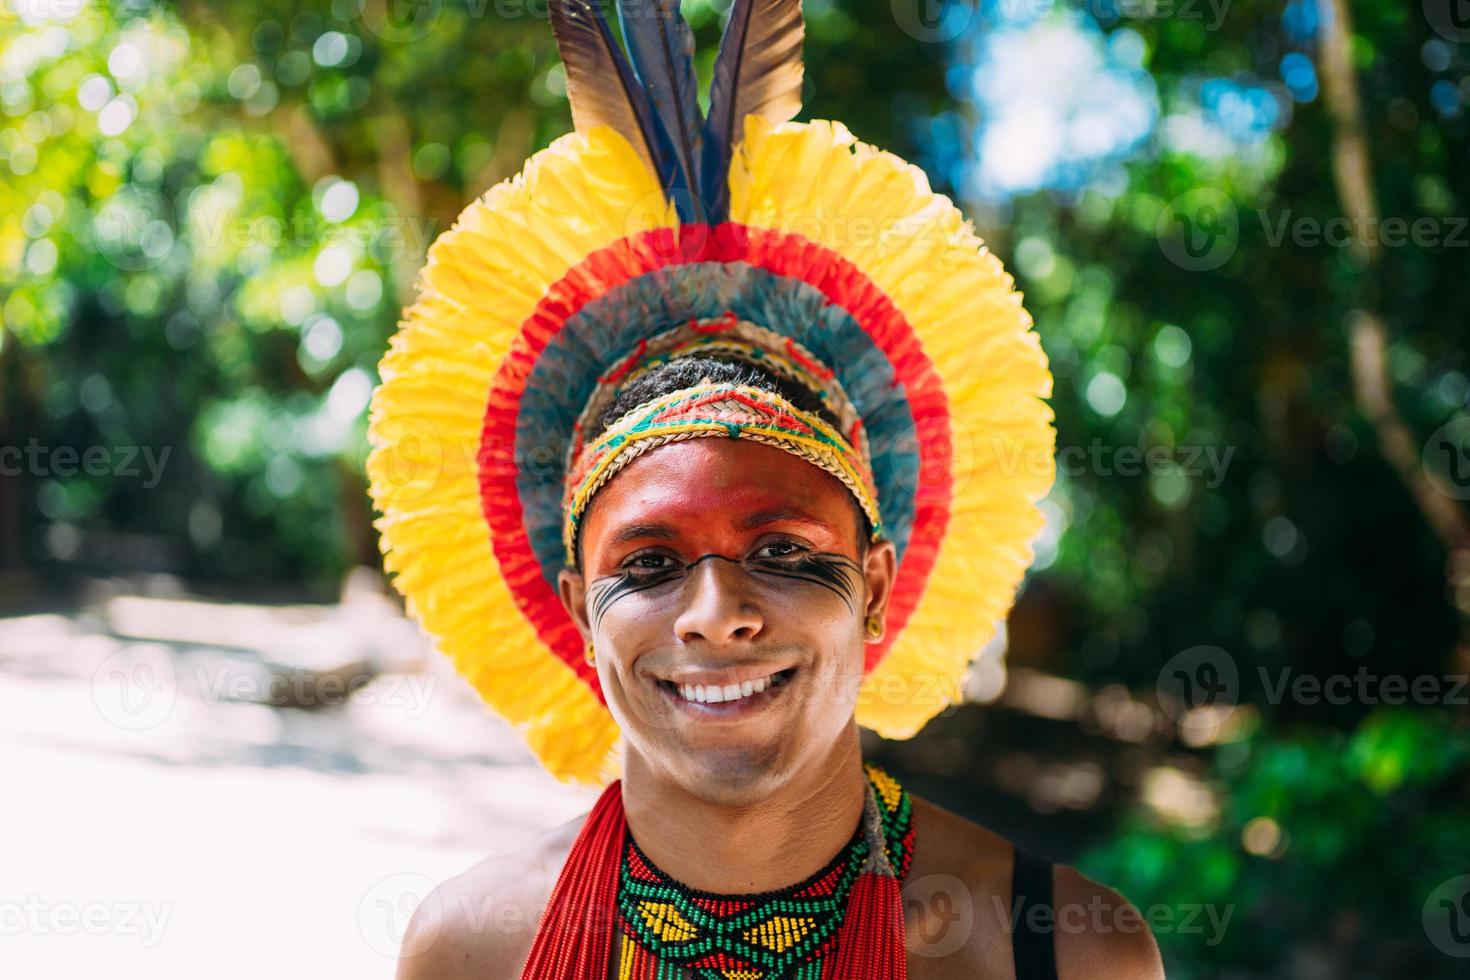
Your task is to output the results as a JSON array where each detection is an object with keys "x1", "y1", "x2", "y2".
[
  {"x1": 620, "y1": 550, "x2": 679, "y2": 574},
  {"x1": 751, "y1": 538, "x2": 808, "y2": 561}
]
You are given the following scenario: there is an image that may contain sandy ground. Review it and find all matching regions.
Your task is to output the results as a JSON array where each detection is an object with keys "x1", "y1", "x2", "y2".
[{"x1": 0, "y1": 604, "x2": 601, "y2": 979}]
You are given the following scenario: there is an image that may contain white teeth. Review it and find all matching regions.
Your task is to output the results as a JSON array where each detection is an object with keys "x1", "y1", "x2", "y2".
[{"x1": 672, "y1": 673, "x2": 781, "y2": 704}]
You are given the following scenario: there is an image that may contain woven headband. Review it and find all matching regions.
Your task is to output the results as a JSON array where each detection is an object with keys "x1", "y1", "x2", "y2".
[{"x1": 563, "y1": 381, "x2": 884, "y2": 561}]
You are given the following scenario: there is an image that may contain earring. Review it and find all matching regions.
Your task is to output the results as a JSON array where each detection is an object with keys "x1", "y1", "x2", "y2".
[
  {"x1": 865, "y1": 615, "x2": 884, "y2": 639},
  {"x1": 584, "y1": 642, "x2": 596, "y2": 666}
]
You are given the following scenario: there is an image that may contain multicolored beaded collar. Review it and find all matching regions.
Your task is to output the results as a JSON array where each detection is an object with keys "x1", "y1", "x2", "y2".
[{"x1": 611, "y1": 763, "x2": 915, "y2": 979}]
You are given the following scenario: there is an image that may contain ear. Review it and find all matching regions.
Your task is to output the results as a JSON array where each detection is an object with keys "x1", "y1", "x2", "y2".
[
  {"x1": 860, "y1": 539, "x2": 898, "y2": 643},
  {"x1": 557, "y1": 567, "x2": 592, "y2": 642}
]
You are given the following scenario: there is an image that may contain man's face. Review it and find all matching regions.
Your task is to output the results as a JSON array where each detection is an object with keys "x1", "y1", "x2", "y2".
[{"x1": 558, "y1": 438, "x2": 896, "y2": 803}]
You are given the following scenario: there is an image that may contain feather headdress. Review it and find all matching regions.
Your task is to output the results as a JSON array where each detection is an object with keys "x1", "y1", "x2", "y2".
[{"x1": 366, "y1": 0, "x2": 1056, "y2": 786}]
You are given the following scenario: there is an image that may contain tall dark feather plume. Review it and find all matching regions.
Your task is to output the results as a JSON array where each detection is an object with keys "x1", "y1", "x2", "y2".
[
  {"x1": 548, "y1": 0, "x2": 675, "y2": 188},
  {"x1": 617, "y1": 0, "x2": 704, "y2": 216},
  {"x1": 701, "y1": 0, "x2": 805, "y2": 222}
]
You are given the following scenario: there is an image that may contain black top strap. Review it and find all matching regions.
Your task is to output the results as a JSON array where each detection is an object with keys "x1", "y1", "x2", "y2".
[{"x1": 1011, "y1": 847, "x2": 1059, "y2": 980}]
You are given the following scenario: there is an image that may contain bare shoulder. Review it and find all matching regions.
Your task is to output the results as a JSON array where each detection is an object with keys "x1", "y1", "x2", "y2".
[
  {"x1": 903, "y1": 794, "x2": 1163, "y2": 980},
  {"x1": 1051, "y1": 864, "x2": 1165, "y2": 979},
  {"x1": 394, "y1": 812, "x2": 586, "y2": 980}
]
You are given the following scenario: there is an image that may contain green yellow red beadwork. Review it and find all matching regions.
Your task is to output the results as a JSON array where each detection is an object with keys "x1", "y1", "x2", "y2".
[{"x1": 612, "y1": 763, "x2": 915, "y2": 979}]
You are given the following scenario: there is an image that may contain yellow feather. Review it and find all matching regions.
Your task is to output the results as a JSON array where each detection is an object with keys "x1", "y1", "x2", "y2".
[
  {"x1": 366, "y1": 126, "x2": 669, "y2": 785},
  {"x1": 729, "y1": 116, "x2": 1057, "y2": 740}
]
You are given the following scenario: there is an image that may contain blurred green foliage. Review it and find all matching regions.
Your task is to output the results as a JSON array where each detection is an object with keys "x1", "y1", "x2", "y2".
[
  {"x1": 1086, "y1": 708, "x2": 1470, "y2": 978},
  {"x1": 2, "y1": 1, "x2": 1468, "y2": 976}
]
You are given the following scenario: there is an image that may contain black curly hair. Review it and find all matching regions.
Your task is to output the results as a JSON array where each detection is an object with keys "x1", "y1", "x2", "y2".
[{"x1": 575, "y1": 355, "x2": 871, "y2": 566}]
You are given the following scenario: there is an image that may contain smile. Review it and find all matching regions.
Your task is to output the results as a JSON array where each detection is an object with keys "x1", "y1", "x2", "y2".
[{"x1": 655, "y1": 667, "x2": 799, "y2": 711}]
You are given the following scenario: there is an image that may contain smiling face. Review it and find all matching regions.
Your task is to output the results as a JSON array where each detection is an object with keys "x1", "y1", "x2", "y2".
[{"x1": 557, "y1": 438, "x2": 896, "y2": 804}]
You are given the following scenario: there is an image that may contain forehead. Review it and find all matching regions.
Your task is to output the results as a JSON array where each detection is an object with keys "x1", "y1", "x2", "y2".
[{"x1": 579, "y1": 438, "x2": 860, "y2": 549}]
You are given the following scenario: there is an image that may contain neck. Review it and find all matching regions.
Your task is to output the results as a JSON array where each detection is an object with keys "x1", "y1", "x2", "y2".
[{"x1": 619, "y1": 730, "x2": 868, "y2": 895}]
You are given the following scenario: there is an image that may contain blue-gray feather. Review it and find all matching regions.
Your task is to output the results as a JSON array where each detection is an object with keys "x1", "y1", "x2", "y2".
[
  {"x1": 701, "y1": 0, "x2": 805, "y2": 222},
  {"x1": 617, "y1": 0, "x2": 704, "y2": 217},
  {"x1": 548, "y1": 0, "x2": 677, "y2": 189}
]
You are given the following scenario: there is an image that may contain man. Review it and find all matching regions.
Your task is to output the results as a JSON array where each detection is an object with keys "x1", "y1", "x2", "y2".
[
  {"x1": 387, "y1": 363, "x2": 1163, "y2": 979},
  {"x1": 366, "y1": 1, "x2": 1165, "y2": 976}
]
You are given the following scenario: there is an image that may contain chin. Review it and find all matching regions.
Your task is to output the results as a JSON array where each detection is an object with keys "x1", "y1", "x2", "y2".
[{"x1": 663, "y1": 739, "x2": 792, "y2": 804}]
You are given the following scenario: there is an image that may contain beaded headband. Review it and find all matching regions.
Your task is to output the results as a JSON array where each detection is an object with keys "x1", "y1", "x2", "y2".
[
  {"x1": 563, "y1": 381, "x2": 884, "y2": 561},
  {"x1": 567, "y1": 312, "x2": 872, "y2": 469}
]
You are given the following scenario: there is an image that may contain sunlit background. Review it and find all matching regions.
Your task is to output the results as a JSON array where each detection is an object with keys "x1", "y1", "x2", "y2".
[{"x1": 3, "y1": 0, "x2": 1469, "y2": 977}]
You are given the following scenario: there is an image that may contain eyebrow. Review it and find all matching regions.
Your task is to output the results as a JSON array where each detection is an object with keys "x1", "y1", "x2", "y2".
[
  {"x1": 606, "y1": 522, "x2": 682, "y2": 546},
  {"x1": 736, "y1": 506, "x2": 835, "y2": 533}
]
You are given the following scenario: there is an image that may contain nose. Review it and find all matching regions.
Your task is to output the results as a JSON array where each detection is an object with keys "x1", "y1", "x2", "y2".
[{"x1": 673, "y1": 556, "x2": 764, "y2": 646}]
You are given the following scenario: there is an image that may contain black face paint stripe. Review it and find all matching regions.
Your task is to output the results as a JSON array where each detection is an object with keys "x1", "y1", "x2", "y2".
[
  {"x1": 747, "y1": 552, "x2": 862, "y2": 611},
  {"x1": 587, "y1": 568, "x2": 681, "y2": 628},
  {"x1": 585, "y1": 551, "x2": 863, "y2": 628},
  {"x1": 687, "y1": 553, "x2": 741, "y2": 569}
]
